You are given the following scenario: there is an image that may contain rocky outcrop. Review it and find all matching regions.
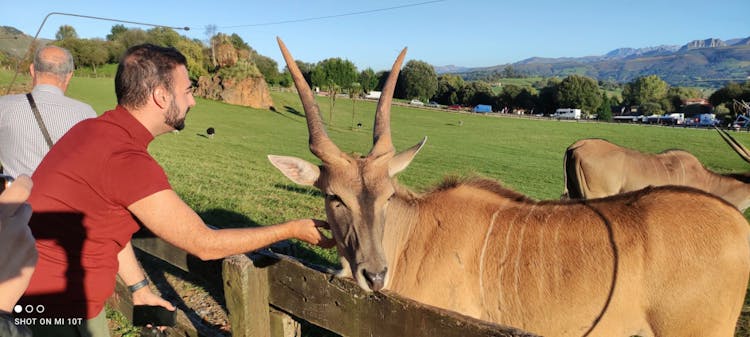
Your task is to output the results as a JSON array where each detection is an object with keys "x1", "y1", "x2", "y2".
[
  {"x1": 679, "y1": 38, "x2": 727, "y2": 51},
  {"x1": 196, "y1": 75, "x2": 274, "y2": 109},
  {"x1": 220, "y1": 76, "x2": 274, "y2": 109}
]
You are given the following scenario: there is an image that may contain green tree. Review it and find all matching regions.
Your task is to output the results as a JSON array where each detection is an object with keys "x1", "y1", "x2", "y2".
[
  {"x1": 53, "y1": 38, "x2": 83, "y2": 65},
  {"x1": 294, "y1": 60, "x2": 315, "y2": 88},
  {"x1": 497, "y1": 84, "x2": 522, "y2": 110},
  {"x1": 556, "y1": 75, "x2": 602, "y2": 116},
  {"x1": 311, "y1": 58, "x2": 358, "y2": 92},
  {"x1": 55, "y1": 25, "x2": 78, "y2": 41},
  {"x1": 76, "y1": 39, "x2": 109, "y2": 75},
  {"x1": 537, "y1": 77, "x2": 561, "y2": 115},
  {"x1": 278, "y1": 70, "x2": 293, "y2": 88},
  {"x1": 310, "y1": 58, "x2": 356, "y2": 126},
  {"x1": 146, "y1": 27, "x2": 181, "y2": 47},
  {"x1": 516, "y1": 87, "x2": 537, "y2": 111},
  {"x1": 175, "y1": 37, "x2": 208, "y2": 79},
  {"x1": 358, "y1": 68, "x2": 377, "y2": 94},
  {"x1": 597, "y1": 93, "x2": 613, "y2": 121},
  {"x1": 435, "y1": 74, "x2": 464, "y2": 105},
  {"x1": 374, "y1": 71, "x2": 389, "y2": 92},
  {"x1": 460, "y1": 81, "x2": 493, "y2": 107},
  {"x1": 116, "y1": 28, "x2": 149, "y2": 49},
  {"x1": 229, "y1": 33, "x2": 251, "y2": 51},
  {"x1": 400, "y1": 60, "x2": 437, "y2": 102},
  {"x1": 106, "y1": 24, "x2": 128, "y2": 41},
  {"x1": 641, "y1": 101, "x2": 664, "y2": 115},
  {"x1": 622, "y1": 75, "x2": 669, "y2": 111},
  {"x1": 253, "y1": 54, "x2": 280, "y2": 85}
]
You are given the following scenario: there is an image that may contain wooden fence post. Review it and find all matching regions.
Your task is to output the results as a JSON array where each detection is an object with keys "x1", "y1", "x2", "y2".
[
  {"x1": 269, "y1": 309, "x2": 301, "y2": 337},
  {"x1": 222, "y1": 254, "x2": 270, "y2": 337}
]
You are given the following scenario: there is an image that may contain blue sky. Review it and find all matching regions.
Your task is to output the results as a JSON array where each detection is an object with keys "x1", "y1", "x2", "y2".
[{"x1": 2, "y1": 0, "x2": 748, "y2": 71}]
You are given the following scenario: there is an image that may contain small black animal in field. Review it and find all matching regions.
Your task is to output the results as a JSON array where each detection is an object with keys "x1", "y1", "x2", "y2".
[{"x1": 207, "y1": 127, "x2": 215, "y2": 139}]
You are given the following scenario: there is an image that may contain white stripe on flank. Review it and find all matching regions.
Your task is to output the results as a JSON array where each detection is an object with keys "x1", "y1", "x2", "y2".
[
  {"x1": 513, "y1": 205, "x2": 535, "y2": 309},
  {"x1": 479, "y1": 210, "x2": 500, "y2": 312},
  {"x1": 658, "y1": 155, "x2": 672, "y2": 183},
  {"x1": 677, "y1": 154, "x2": 687, "y2": 185},
  {"x1": 495, "y1": 210, "x2": 522, "y2": 318},
  {"x1": 552, "y1": 206, "x2": 564, "y2": 291}
]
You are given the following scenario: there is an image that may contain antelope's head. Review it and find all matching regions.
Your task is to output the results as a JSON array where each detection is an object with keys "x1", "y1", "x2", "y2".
[{"x1": 268, "y1": 38, "x2": 425, "y2": 292}]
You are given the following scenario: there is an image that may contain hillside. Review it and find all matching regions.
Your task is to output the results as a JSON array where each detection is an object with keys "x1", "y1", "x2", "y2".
[
  {"x1": 439, "y1": 37, "x2": 750, "y2": 88},
  {"x1": 0, "y1": 26, "x2": 51, "y2": 58}
]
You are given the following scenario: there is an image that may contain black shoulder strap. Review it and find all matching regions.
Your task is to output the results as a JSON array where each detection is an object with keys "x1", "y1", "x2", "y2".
[{"x1": 26, "y1": 93, "x2": 54, "y2": 149}]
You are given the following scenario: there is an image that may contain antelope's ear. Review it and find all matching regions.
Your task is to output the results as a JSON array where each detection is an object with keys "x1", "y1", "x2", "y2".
[
  {"x1": 389, "y1": 137, "x2": 427, "y2": 177},
  {"x1": 268, "y1": 155, "x2": 320, "y2": 186}
]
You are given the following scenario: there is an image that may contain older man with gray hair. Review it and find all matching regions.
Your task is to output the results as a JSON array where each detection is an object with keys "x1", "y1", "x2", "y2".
[{"x1": 0, "y1": 45, "x2": 96, "y2": 177}]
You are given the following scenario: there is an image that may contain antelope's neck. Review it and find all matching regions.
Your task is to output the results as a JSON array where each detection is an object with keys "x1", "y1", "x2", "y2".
[
  {"x1": 382, "y1": 198, "x2": 420, "y2": 285},
  {"x1": 711, "y1": 174, "x2": 750, "y2": 211}
]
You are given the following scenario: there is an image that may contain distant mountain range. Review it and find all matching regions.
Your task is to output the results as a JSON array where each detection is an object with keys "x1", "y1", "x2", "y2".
[
  {"x1": 435, "y1": 37, "x2": 750, "y2": 88},
  {"x1": 2, "y1": 25, "x2": 747, "y2": 89}
]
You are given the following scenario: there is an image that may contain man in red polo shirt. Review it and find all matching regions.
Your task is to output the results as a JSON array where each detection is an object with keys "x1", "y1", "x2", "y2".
[{"x1": 21, "y1": 44, "x2": 333, "y2": 336}]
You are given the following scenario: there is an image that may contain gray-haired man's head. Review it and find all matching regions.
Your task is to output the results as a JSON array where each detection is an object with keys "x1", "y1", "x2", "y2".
[
  {"x1": 31, "y1": 45, "x2": 75, "y2": 90},
  {"x1": 34, "y1": 45, "x2": 74, "y2": 76}
]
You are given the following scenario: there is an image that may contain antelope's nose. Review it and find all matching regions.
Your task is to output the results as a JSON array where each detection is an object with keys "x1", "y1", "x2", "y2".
[{"x1": 363, "y1": 268, "x2": 387, "y2": 291}]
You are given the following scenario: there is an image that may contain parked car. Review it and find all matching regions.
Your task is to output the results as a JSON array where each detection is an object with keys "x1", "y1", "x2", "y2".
[
  {"x1": 409, "y1": 99, "x2": 424, "y2": 106},
  {"x1": 448, "y1": 104, "x2": 462, "y2": 110},
  {"x1": 427, "y1": 101, "x2": 440, "y2": 108}
]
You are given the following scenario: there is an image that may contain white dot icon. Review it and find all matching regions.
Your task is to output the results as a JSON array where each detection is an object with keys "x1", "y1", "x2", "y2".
[{"x1": 13, "y1": 305, "x2": 22, "y2": 313}]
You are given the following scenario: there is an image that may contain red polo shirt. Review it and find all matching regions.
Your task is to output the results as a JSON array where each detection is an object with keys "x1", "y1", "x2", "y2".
[{"x1": 22, "y1": 106, "x2": 171, "y2": 319}]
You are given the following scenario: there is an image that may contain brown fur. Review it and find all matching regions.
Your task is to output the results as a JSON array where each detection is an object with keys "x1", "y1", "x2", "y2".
[{"x1": 383, "y1": 181, "x2": 750, "y2": 337}]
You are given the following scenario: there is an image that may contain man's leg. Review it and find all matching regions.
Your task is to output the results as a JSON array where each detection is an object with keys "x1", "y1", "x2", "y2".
[{"x1": 77, "y1": 309, "x2": 110, "y2": 337}]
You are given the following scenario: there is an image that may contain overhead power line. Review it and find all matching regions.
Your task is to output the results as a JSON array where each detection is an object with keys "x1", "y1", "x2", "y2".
[
  {"x1": 5, "y1": 12, "x2": 189, "y2": 95},
  {"x1": 214, "y1": 0, "x2": 444, "y2": 29}
]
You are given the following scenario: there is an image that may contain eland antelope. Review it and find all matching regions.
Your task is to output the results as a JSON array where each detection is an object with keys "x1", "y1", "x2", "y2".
[
  {"x1": 268, "y1": 38, "x2": 750, "y2": 337},
  {"x1": 562, "y1": 130, "x2": 750, "y2": 212}
]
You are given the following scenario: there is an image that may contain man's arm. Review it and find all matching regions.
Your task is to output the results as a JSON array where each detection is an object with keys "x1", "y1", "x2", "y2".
[
  {"x1": 116, "y1": 242, "x2": 174, "y2": 310},
  {"x1": 128, "y1": 189, "x2": 333, "y2": 261},
  {"x1": 0, "y1": 176, "x2": 36, "y2": 313}
]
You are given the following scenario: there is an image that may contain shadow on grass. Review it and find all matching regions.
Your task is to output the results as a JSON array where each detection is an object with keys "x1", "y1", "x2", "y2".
[
  {"x1": 283, "y1": 105, "x2": 305, "y2": 117},
  {"x1": 272, "y1": 183, "x2": 324, "y2": 198}
]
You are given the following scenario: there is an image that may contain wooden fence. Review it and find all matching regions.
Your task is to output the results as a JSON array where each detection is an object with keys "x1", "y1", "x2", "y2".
[{"x1": 107, "y1": 229, "x2": 538, "y2": 337}]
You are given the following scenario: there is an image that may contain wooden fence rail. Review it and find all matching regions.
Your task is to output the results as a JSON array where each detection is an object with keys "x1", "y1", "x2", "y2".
[{"x1": 108, "y1": 230, "x2": 538, "y2": 337}]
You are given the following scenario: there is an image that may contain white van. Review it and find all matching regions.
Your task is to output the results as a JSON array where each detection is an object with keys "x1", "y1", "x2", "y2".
[{"x1": 553, "y1": 108, "x2": 582, "y2": 120}]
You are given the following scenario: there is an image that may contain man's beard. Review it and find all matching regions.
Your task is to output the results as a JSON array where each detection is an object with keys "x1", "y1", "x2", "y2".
[{"x1": 165, "y1": 97, "x2": 188, "y2": 131}]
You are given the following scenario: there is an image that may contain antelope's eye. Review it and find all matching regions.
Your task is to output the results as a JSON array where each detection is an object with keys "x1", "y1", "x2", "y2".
[{"x1": 326, "y1": 194, "x2": 344, "y2": 206}]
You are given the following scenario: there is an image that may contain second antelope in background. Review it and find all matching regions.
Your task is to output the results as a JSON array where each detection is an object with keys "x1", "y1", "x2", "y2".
[{"x1": 563, "y1": 128, "x2": 750, "y2": 211}]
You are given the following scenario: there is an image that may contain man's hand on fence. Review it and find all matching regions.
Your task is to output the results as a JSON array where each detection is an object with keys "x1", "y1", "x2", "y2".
[
  {"x1": 132, "y1": 286, "x2": 175, "y2": 311},
  {"x1": 132, "y1": 287, "x2": 175, "y2": 333}
]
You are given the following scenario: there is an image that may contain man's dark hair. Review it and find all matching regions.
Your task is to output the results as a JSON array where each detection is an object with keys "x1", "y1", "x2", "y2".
[{"x1": 115, "y1": 44, "x2": 187, "y2": 109}]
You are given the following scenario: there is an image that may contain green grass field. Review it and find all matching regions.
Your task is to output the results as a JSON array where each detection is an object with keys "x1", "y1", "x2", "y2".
[{"x1": 7, "y1": 73, "x2": 750, "y2": 335}]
